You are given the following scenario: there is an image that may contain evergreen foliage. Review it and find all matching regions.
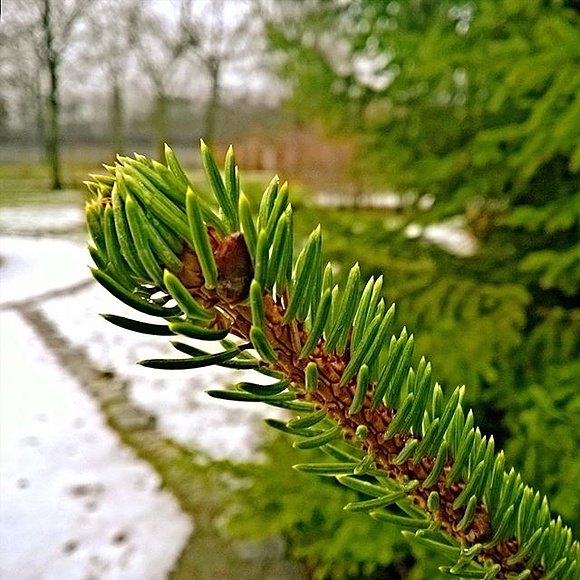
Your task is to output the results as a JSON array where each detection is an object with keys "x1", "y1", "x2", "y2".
[
  {"x1": 263, "y1": 0, "x2": 580, "y2": 553},
  {"x1": 84, "y1": 143, "x2": 579, "y2": 579}
]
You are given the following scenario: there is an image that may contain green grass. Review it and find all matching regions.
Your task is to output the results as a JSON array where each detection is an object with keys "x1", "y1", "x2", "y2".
[
  {"x1": 0, "y1": 160, "x2": 98, "y2": 208},
  {"x1": 0, "y1": 187, "x2": 88, "y2": 208},
  {"x1": 0, "y1": 159, "x2": 308, "y2": 212}
]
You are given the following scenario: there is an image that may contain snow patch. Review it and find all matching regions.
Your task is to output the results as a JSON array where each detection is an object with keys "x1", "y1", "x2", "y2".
[{"x1": 0, "y1": 309, "x2": 192, "y2": 580}]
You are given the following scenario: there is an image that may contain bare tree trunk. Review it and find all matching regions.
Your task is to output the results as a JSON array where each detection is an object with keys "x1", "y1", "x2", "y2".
[
  {"x1": 203, "y1": 60, "x2": 221, "y2": 147},
  {"x1": 42, "y1": 0, "x2": 63, "y2": 190},
  {"x1": 34, "y1": 66, "x2": 47, "y2": 152},
  {"x1": 152, "y1": 93, "x2": 169, "y2": 161},
  {"x1": 110, "y1": 80, "x2": 124, "y2": 158}
]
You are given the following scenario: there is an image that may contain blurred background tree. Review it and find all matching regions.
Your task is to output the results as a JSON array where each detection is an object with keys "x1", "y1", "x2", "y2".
[
  {"x1": 1, "y1": 0, "x2": 93, "y2": 189},
  {"x1": 1, "y1": 0, "x2": 280, "y2": 180}
]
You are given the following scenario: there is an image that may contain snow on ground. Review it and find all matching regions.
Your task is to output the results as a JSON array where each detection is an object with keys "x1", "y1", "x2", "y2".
[
  {"x1": 0, "y1": 307, "x2": 192, "y2": 580},
  {"x1": 0, "y1": 205, "x2": 84, "y2": 237},
  {"x1": 0, "y1": 236, "x2": 89, "y2": 306}
]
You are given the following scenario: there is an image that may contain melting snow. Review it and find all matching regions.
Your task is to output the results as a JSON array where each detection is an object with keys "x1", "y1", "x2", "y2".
[{"x1": 0, "y1": 308, "x2": 192, "y2": 580}]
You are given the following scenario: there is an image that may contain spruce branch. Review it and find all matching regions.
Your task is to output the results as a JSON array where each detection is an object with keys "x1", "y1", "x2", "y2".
[{"x1": 84, "y1": 142, "x2": 579, "y2": 580}]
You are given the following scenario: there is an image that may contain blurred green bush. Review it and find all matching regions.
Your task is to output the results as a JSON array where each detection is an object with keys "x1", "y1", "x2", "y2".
[{"x1": 216, "y1": 0, "x2": 579, "y2": 577}]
